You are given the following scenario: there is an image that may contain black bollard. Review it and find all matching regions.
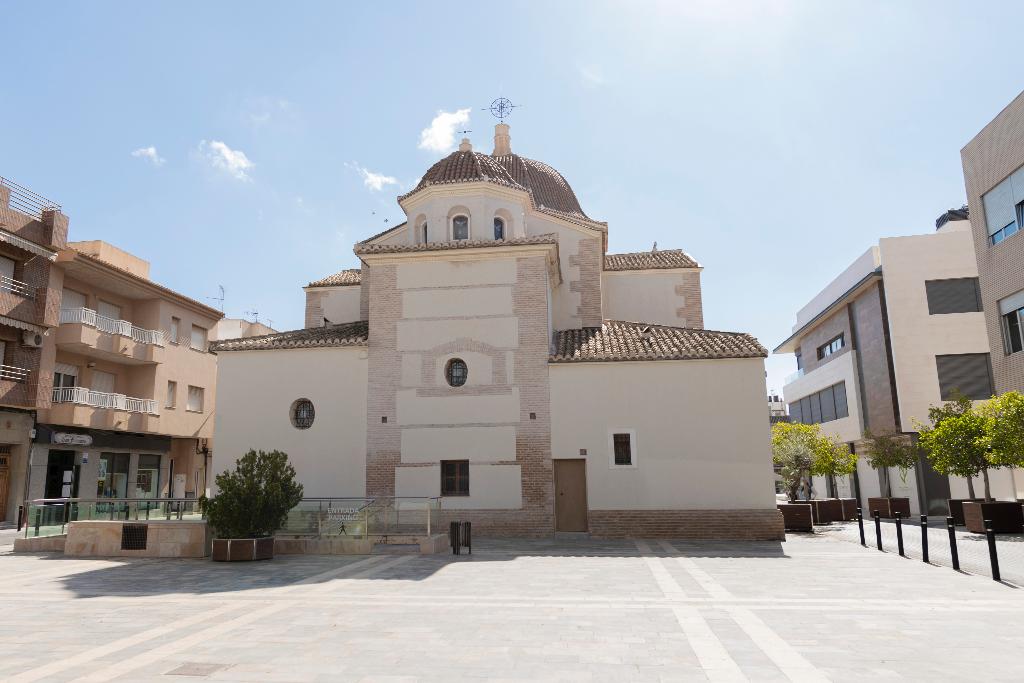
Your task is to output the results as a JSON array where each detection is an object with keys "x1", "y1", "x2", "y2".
[
  {"x1": 874, "y1": 510, "x2": 882, "y2": 551},
  {"x1": 450, "y1": 521, "x2": 460, "y2": 555},
  {"x1": 985, "y1": 520, "x2": 1001, "y2": 582},
  {"x1": 946, "y1": 516, "x2": 959, "y2": 571},
  {"x1": 895, "y1": 511, "x2": 905, "y2": 557},
  {"x1": 920, "y1": 515, "x2": 929, "y2": 564},
  {"x1": 857, "y1": 508, "x2": 866, "y2": 546}
]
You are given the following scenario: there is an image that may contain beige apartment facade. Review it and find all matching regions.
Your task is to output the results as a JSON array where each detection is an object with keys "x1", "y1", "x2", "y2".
[
  {"x1": 961, "y1": 89, "x2": 1024, "y2": 395},
  {"x1": 775, "y1": 214, "x2": 1018, "y2": 515},
  {"x1": 213, "y1": 124, "x2": 782, "y2": 539}
]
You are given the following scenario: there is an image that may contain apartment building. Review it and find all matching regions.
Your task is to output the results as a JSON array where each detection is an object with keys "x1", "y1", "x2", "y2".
[
  {"x1": 25, "y1": 240, "x2": 223, "y2": 507},
  {"x1": 0, "y1": 178, "x2": 68, "y2": 524},
  {"x1": 961, "y1": 89, "x2": 1024, "y2": 395},
  {"x1": 774, "y1": 213, "x2": 1015, "y2": 515}
]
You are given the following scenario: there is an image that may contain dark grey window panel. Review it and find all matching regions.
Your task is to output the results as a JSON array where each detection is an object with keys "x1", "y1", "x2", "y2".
[
  {"x1": 819, "y1": 385, "x2": 837, "y2": 423},
  {"x1": 834, "y1": 382, "x2": 849, "y2": 419},
  {"x1": 936, "y1": 353, "x2": 993, "y2": 400},
  {"x1": 926, "y1": 278, "x2": 981, "y2": 315},
  {"x1": 788, "y1": 401, "x2": 802, "y2": 423},
  {"x1": 800, "y1": 397, "x2": 812, "y2": 424},
  {"x1": 809, "y1": 392, "x2": 822, "y2": 423}
]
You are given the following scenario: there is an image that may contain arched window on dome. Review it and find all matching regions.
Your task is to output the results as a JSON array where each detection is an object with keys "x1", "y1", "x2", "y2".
[
  {"x1": 452, "y1": 215, "x2": 469, "y2": 241},
  {"x1": 421, "y1": 222, "x2": 428, "y2": 243},
  {"x1": 493, "y1": 217, "x2": 505, "y2": 240}
]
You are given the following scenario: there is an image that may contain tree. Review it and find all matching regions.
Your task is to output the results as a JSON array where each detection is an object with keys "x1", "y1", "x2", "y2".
[
  {"x1": 916, "y1": 393, "x2": 982, "y2": 499},
  {"x1": 810, "y1": 436, "x2": 858, "y2": 498},
  {"x1": 201, "y1": 449, "x2": 304, "y2": 538},
  {"x1": 862, "y1": 430, "x2": 919, "y2": 498},
  {"x1": 771, "y1": 422, "x2": 848, "y2": 501},
  {"x1": 981, "y1": 391, "x2": 1024, "y2": 472}
]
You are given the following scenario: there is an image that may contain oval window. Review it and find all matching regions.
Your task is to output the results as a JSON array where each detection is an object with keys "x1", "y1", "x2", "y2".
[
  {"x1": 445, "y1": 358, "x2": 468, "y2": 387},
  {"x1": 290, "y1": 398, "x2": 315, "y2": 429}
]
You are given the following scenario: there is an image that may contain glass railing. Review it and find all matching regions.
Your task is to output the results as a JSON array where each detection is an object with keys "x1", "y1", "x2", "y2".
[
  {"x1": 784, "y1": 368, "x2": 805, "y2": 385},
  {"x1": 277, "y1": 497, "x2": 442, "y2": 539},
  {"x1": 22, "y1": 498, "x2": 203, "y2": 538}
]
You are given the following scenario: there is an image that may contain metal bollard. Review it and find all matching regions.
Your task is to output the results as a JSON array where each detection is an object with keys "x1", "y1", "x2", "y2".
[
  {"x1": 920, "y1": 515, "x2": 929, "y2": 564},
  {"x1": 895, "y1": 511, "x2": 905, "y2": 557},
  {"x1": 985, "y1": 520, "x2": 1001, "y2": 582},
  {"x1": 874, "y1": 510, "x2": 882, "y2": 551},
  {"x1": 450, "y1": 521, "x2": 461, "y2": 555},
  {"x1": 946, "y1": 516, "x2": 959, "y2": 571},
  {"x1": 463, "y1": 521, "x2": 472, "y2": 555},
  {"x1": 857, "y1": 507, "x2": 866, "y2": 546}
]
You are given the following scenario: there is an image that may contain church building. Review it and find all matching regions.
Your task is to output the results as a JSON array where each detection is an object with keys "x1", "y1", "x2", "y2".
[{"x1": 211, "y1": 124, "x2": 782, "y2": 539}]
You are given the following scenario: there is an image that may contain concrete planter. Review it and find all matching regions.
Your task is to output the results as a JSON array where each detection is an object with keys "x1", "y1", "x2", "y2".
[
  {"x1": 947, "y1": 499, "x2": 983, "y2": 526},
  {"x1": 962, "y1": 501, "x2": 1024, "y2": 534},
  {"x1": 778, "y1": 503, "x2": 812, "y2": 532},
  {"x1": 867, "y1": 497, "x2": 910, "y2": 519},
  {"x1": 211, "y1": 537, "x2": 274, "y2": 562}
]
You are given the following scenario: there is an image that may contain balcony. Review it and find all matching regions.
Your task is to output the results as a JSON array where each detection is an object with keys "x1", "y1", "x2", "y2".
[
  {"x1": 0, "y1": 364, "x2": 32, "y2": 408},
  {"x1": 784, "y1": 368, "x2": 805, "y2": 385},
  {"x1": 50, "y1": 386, "x2": 159, "y2": 433},
  {"x1": 56, "y1": 307, "x2": 164, "y2": 365}
]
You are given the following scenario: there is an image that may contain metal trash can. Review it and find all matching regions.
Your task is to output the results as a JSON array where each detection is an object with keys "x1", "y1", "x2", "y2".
[{"x1": 450, "y1": 520, "x2": 472, "y2": 555}]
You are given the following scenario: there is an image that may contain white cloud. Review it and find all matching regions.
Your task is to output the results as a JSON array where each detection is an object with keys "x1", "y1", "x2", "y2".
[
  {"x1": 578, "y1": 65, "x2": 606, "y2": 88},
  {"x1": 131, "y1": 146, "x2": 165, "y2": 167},
  {"x1": 198, "y1": 140, "x2": 254, "y2": 181},
  {"x1": 346, "y1": 162, "x2": 398, "y2": 191},
  {"x1": 418, "y1": 108, "x2": 471, "y2": 153}
]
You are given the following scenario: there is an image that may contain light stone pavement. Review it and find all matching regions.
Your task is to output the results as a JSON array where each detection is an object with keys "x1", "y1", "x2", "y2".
[{"x1": 2, "y1": 533, "x2": 1024, "y2": 681}]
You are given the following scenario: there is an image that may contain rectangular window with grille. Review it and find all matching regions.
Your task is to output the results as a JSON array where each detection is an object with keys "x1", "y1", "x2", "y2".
[
  {"x1": 613, "y1": 433, "x2": 633, "y2": 466},
  {"x1": 440, "y1": 460, "x2": 469, "y2": 496},
  {"x1": 788, "y1": 382, "x2": 848, "y2": 425}
]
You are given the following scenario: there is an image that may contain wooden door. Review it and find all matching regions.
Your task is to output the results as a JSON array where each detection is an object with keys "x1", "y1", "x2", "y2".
[
  {"x1": 0, "y1": 454, "x2": 9, "y2": 522},
  {"x1": 554, "y1": 459, "x2": 588, "y2": 532}
]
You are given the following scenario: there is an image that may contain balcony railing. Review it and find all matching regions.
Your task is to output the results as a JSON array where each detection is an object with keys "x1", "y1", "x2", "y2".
[
  {"x1": 0, "y1": 176, "x2": 61, "y2": 220},
  {"x1": 0, "y1": 364, "x2": 30, "y2": 382},
  {"x1": 0, "y1": 274, "x2": 34, "y2": 298},
  {"x1": 51, "y1": 386, "x2": 158, "y2": 415},
  {"x1": 59, "y1": 307, "x2": 165, "y2": 346},
  {"x1": 783, "y1": 368, "x2": 805, "y2": 385}
]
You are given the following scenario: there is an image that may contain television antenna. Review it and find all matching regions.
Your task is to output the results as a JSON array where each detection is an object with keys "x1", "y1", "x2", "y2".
[
  {"x1": 207, "y1": 285, "x2": 225, "y2": 312},
  {"x1": 483, "y1": 97, "x2": 519, "y2": 121},
  {"x1": 244, "y1": 309, "x2": 260, "y2": 324}
]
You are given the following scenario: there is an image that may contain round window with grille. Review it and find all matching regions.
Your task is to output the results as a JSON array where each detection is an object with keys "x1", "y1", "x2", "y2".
[
  {"x1": 445, "y1": 359, "x2": 468, "y2": 387},
  {"x1": 290, "y1": 398, "x2": 315, "y2": 429}
]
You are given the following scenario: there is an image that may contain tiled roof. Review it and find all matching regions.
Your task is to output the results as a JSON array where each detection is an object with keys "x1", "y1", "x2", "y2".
[
  {"x1": 209, "y1": 321, "x2": 368, "y2": 352},
  {"x1": 354, "y1": 234, "x2": 558, "y2": 256},
  {"x1": 307, "y1": 268, "x2": 361, "y2": 288},
  {"x1": 399, "y1": 151, "x2": 594, "y2": 222},
  {"x1": 550, "y1": 321, "x2": 767, "y2": 363},
  {"x1": 604, "y1": 249, "x2": 699, "y2": 271}
]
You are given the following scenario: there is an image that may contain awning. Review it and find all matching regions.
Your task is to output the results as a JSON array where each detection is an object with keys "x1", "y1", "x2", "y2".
[
  {"x1": 0, "y1": 314, "x2": 46, "y2": 334},
  {"x1": 0, "y1": 228, "x2": 57, "y2": 261}
]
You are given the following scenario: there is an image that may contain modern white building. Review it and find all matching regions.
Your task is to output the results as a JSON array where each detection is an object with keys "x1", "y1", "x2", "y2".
[
  {"x1": 211, "y1": 124, "x2": 782, "y2": 539},
  {"x1": 775, "y1": 211, "x2": 1022, "y2": 513}
]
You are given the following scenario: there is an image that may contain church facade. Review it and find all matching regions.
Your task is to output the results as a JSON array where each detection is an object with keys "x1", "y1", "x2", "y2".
[{"x1": 211, "y1": 124, "x2": 783, "y2": 539}]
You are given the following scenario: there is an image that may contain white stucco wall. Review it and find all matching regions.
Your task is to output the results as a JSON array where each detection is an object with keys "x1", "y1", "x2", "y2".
[
  {"x1": 601, "y1": 270, "x2": 695, "y2": 328},
  {"x1": 550, "y1": 358, "x2": 775, "y2": 510},
  {"x1": 211, "y1": 347, "x2": 367, "y2": 498},
  {"x1": 318, "y1": 287, "x2": 361, "y2": 324}
]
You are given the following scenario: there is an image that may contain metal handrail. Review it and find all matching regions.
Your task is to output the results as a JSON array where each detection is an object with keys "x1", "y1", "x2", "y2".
[
  {"x1": 51, "y1": 386, "x2": 159, "y2": 415},
  {"x1": 0, "y1": 364, "x2": 30, "y2": 382},
  {"x1": 0, "y1": 176, "x2": 61, "y2": 219},
  {"x1": 0, "y1": 273, "x2": 33, "y2": 298},
  {"x1": 26, "y1": 497, "x2": 197, "y2": 505},
  {"x1": 59, "y1": 307, "x2": 165, "y2": 346}
]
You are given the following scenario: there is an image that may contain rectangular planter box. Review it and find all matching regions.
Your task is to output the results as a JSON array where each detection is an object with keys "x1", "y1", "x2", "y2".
[
  {"x1": 962, "y1": 501, "x2": 1024, "y2": 534},
  {"x1": 947, "y1": 499, "x2": 983, "y2": 527},
  {"x1": 839, "y1": 498, "x2": 858, "y2": 521},
  {"x1": 867, "y1": 497, "x2": 910, "y2": 519},
  {"x1": 778, "y1": 504, "x2": 812, "y2": 532},
  {"x1": 804, "y1": 499, "x2": 844, "y2": 524},
  {"x1": 212, "y1": 537, "x2": 275, "y2": 561}
]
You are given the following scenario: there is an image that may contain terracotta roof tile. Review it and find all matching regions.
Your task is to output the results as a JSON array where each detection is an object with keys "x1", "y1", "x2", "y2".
[
  {"x1": 550, "y1": 321, "x2": 766, "y2": 363},
  {"x1": 604, "y1": 249, "x2": 699, "y2": 271},
  {"x1": 354, "y1": 234, "x2": 558, "y2": 256},
  {"x1": 307, "y1": 268, "x2": 361, "y2": 288},
  {"x1": 209, "y1": 321, "x2": 368, "y2": 352}
]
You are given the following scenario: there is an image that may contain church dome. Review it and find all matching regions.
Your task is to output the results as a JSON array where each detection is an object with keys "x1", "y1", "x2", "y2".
[{"x1": 400, "y1": 126, "x2": 591, "y2": 221}]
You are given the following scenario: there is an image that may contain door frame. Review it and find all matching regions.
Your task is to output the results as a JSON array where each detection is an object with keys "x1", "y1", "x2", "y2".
[{"x1": 553, "y1": 458, "x2": 589, "y2": 532}]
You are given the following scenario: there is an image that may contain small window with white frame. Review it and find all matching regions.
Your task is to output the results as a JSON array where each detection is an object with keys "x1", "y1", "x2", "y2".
[
  {"x1": 186, "y1": 385, "x2": 204, "y2": 412},
  {"x1": 608, "y1": 429, "x2": 637, "y2": 468},
  {"x1": 166, "y1": 380, "x2": 177, "y2": 409},
  {"x1": 190, "y1": 324, "x2": 207, "y2": 351}
]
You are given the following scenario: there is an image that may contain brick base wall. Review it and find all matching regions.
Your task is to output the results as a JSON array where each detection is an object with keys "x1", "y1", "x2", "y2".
[{"x1": 587, "y1": 509, "x2": 785, "y2": 540}]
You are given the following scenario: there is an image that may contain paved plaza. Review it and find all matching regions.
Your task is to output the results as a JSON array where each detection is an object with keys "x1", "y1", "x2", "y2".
[{"x1": 2, "y1": 532, "x2": 1024, "y2": 682}]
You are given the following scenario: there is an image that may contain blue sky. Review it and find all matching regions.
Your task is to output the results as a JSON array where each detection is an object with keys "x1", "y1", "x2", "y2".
[{"x1": 2, "y1": 1, "x2": 1023, "y2": 396}]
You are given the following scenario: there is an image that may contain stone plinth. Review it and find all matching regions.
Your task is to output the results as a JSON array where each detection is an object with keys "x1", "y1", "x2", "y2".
[{"x1": 63, "y1": 520, "x2": 208, "y2": 558}]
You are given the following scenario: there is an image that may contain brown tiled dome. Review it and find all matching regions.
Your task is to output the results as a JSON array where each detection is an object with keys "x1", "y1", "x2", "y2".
[{"x1": 402, "y1": 151, "x2": 590, "y2": 220}]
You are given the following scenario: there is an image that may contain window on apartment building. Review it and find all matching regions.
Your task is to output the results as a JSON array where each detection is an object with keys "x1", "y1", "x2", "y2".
[
  {"x1": 936, "y1": 353, "x2": 993, "y2": 401},
  {"x1": 186, "y1": 385, "x2": 204, "y2": 412},
  {"x1": 795, "y1": 352, "x2": 803, "y2": 370},
  {"x1": 445, "y1": 358, "x2": 468, "y2": 387},
  {"x1": 0, "y1": 255, "x2": 16, "y2": 292},
  {"x1": 982, "y1": 167, "x2": 1024, "y2": 246},
  {"x1": 925, "y1": 278, "x2": 982, "y2": 315},
  {"x1": 290, "y1": 398, "x2": 315, "y2": 429},
  {"x1": 452, "y1": 215, "x2": 469, "y2": 240},
  {"x1": 493, "y1": 217, "x2": 505, "y2": 240},
  {"x1": 612, "y1": 432, "x2": 634, "y2": 466},
  {"x1": 190, "y1": 324, "x2": 207, "y2": 351},
  {"x1": 166, "y1": 381, "x2": 177, "y2": 409},
  {"x1": 1000, "y1": 290, "x2": 1024, "y2": 355},
  {"x1": 816, "y1": 335, "x2": 844, "y2": 360},
  {"x1": 169, "y1": 317, "x2": 180, "y2": 344},
  {"x1": 787, "y1": 382, "x2": 849, "y2": 425},
  {"x1": 440, "y1": 460, "x2": 469, "y2": 496}
]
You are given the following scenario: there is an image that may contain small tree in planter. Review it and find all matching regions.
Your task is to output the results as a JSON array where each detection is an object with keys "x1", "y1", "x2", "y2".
[
  {"x1": 201, "y1": 449, "x2": 304, "y2": 561},
  {"x1": 861, "y1": 429, "x2": 918, "y2": 518},
  {"x1": 771, "y1": 422, "x2": 818, "y2": 502},
  {"x1": 810, "y1": 436, "x2": 858, "y2": 520},
  {"x1": 967, "y1": 391, "x2": 1024, "y2": 532}
]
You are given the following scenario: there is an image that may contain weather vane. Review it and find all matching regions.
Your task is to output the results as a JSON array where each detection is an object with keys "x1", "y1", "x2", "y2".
[{"x1": 484, "y1": 97, "x2": 518, "y2": 121}]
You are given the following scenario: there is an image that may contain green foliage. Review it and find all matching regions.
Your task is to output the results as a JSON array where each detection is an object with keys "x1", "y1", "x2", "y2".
[
  {"x1": 771, "y1": 422, "x2": 845, "y2": 501},
  {"x1": 862, "y1": 430, "x2": 918, "y2": 496},
  {"x1": 917, "y1": 408, "x2": 988, "y2": 480},
  {"x1": 810, "y1": 435, "x2": 857, "y2": 479},
  {"x1": 980, "y1": 391, "x2": 1024, "y2": 469},
  {"x1": 201, "y1": 449, "x2": 304, "y2": 539}
]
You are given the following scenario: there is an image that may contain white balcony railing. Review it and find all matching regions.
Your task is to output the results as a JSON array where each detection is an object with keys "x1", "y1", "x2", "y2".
[
  {"x1": 51, "y1": 386, "x2": 158, "y2": 415},
  {"x1": 0, "y1": 364, "x2": 30, "y2": 382},
  {"x1": 784, "y1": 368, "x2": 805, "y2": 385},
  {"x1": 0, "y1": 274, "x2": 34, "y2": 298},
  {"x1": 59, "y1": 307, "x2": 165, "y2": 347}
]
